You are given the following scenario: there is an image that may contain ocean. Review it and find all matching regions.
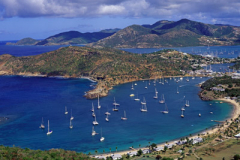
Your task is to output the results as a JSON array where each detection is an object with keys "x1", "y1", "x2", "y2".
[{"x1": 0, "y1": 43, "x2": 238, "y2": 154}]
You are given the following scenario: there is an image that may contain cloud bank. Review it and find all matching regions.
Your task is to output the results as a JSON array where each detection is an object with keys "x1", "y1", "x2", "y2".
[{"x1": 0, "y1": 0, "x2": 240, "y2": 24}]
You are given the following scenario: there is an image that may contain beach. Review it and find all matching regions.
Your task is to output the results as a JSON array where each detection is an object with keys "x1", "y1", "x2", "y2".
[{"x1": 95, "y1": 98, "x2": 240, "y2": 158}]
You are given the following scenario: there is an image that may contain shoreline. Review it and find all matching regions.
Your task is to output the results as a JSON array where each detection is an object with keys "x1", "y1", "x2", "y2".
[{"x1": 95, "y1": 98, "x2": 240, "y2": 158}]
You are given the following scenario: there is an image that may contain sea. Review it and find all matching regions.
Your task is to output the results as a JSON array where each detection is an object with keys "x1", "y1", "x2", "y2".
[{"x1": 0, "y1": 41, "x2": 238, "y2": 154}]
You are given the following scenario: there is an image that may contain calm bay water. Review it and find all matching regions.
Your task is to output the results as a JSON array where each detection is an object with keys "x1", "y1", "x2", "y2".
[{"x1": 0, "y1": 44, "x2": 238, "y2": 153}]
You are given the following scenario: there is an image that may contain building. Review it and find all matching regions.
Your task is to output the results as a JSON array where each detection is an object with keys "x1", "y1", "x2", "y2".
[
  {"x1": 154, "y1": 146, "x2": 164, "y2": 151},
  {"x1": 127, "y1": 151, "x2": 137, "y2": 157},
  {"x1": 111, "y1": 154, "x2": 122, "y2": 160},
  {"x1": 142, "y1": 149, "x2": 150, "y2": 154}
]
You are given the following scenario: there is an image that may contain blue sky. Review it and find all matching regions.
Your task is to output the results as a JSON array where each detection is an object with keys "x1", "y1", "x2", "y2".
[{"x1": 0, "y1": 0, "x2": 240, "y2": 41}]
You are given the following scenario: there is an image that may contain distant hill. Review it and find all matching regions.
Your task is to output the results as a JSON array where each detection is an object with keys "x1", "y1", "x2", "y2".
[
  {"x1": 6, "y1": 38, "x2": 40, "y2": 45},
  {"x1": 7, "y1": 29, "x2": 119, "y2": 46},
  {"x1": 89, "y1": 19, "x2": 240, "y2": 48}
]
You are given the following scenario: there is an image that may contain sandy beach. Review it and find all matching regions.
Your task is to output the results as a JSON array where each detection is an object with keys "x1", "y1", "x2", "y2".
[{"x1": 95, "y1": 98, "x2": 240, "y2": 158}]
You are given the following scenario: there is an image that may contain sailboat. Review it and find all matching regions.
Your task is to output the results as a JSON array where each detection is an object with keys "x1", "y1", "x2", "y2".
[
  {"x1": 181, "y1": 107, "x2": 185, "y2": 111},
  {"x1": 153, "y1": 91, "x2": 158, "y2": 99},
  {"x1": 65, "y1": 106, "x2": 68, "y2": 115},
  {"x1": 105, "y1": 114, "x2": 109, "y2": 122},
  {"x1": 161, "y1": 103, "x2": 169, "y2": 114},
  {"x1": 69, "y1": 119, "x2": 73, "y2": 129},
  {"x1": 199, "y1": 113, "x2": 201, "y2": 117},
  {"x1": 141, "y1": 97, "x2": 146, "y2": 105},
  {"x1": 185, "y1": 100, "x2": 190, "y2": 107},
  {"x1": 145, "y1": 82, "x2": 148, "y2": 89},
  {"x1": 181, "y1": 110, "x2": 184, "y2": 118},
  {"x1": 177, "y1": 87, "x2": 179, "y2": 94},
  {"x1": 134, "y1": 93, "x2": 140, "y2": 101},
  {"x1": 131, "y1": 82, "x2": 134, "y2": 90},
  {"x1": 46, "y1": 120, "x2": 53, "y2": 135},
  {"x1": 91, "y1": 103, "x2": 94, "y2": 112},
  {"x1": 140, "y1": 104, "x2": 147, "y2": 112},
  {"x1": 97, "y1": 94, "x2": 101, "y2": 109},
  {"x1": 121, "y1": 111, "x2": 127, "y2": 120},
  {"x1": 112, "y1": 104, "x2": 118, "y2": 111},
  {"x1": 70, "y1": 109, "x2": 74, "y2": 120},
  {"x1": 105, "y1": 106, "x2": 111, "y2": 115},
  {"x1": 39, "y1": 117, "x2": 45, "y2": 129},
  {"x1": 100, "y1": 128, "x2": 105, "y2": 142},
  {"x1": 113, "y1": 97, "x2": 120, "y2": 106},
  {"x1": 92, "y1": 111, "x2": 96, "y2": 117},
  {"x1": 159, "y1": 94, "x2": 165, "y2": 104},
  {"x1": 186, "y1": 78, "x2": 189, "y2": 82},
  {"x1": 92, "y1": 126, "x2": 97, "y2": 136},
  {"x1": 93, "y1": 115, "x2": 99, "y2": 125}
]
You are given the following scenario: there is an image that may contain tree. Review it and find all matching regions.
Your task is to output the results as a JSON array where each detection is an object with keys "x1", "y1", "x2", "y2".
[
  {"x1": 156, "y1": 155, "x2": 162, "y2": 160},
  {"x1": 137, "y1": 149, "x2": 143, "y2": 156},
  {"x1": 109, "y1": 148, "x2": 111, "y2": 153},
  {"x1": 234, "y1": 154, "x2": 240, "y2": 160},
  {"x1": 116, "y1": 146, "x2": 118, "y2": 152},
  {"x1": 95, "y1": 150, "x2": 98, "y2": 155},
  {"x1": 150, "y1": 143, "x2": 157, "y2": 151}
]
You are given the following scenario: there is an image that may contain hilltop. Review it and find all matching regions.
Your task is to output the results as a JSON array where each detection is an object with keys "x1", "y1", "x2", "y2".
[
  {"x1": 89, "y1": 19, "x2": 240, "y2": 48},
  {"x1": 0, "y1": 46, "x2": 210, "y2": 98}
]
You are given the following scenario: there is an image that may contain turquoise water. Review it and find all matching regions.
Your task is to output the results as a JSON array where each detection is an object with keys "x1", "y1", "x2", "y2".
[{"x1": 0, "y1": 76, "x2": 233, "y2": 153}]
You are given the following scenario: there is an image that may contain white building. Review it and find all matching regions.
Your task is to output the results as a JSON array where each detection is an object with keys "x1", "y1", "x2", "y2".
[
  {"x1": 127, "y1": 151, "x2": 138, "y2": 157},
  {"x1": 111, "y1": 154, "x2": 122, "y2": 160}
]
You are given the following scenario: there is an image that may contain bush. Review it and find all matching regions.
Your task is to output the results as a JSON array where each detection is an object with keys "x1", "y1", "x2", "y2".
[{"x1": 234, "y1": 154, "x2": 240, "y2": 160}]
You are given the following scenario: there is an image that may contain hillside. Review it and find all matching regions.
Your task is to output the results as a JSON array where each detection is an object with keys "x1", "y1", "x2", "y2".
[
  {"x1": 89, "y1": 19, "x2": 240, "y2": 48},
  {"x1": 0, "y1": 46, "x2": 203, "y2": 98},
  {"x1": 7, "y1": 30, "x2": 118, "y2": 46},
  {"x1": 6, "y1": 38, "x2": 40, "y2": 45}
]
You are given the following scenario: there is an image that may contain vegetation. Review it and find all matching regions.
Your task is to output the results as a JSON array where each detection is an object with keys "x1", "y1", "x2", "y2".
[
  {"x1": 0, "y1": 145, "x2": 94, "y2": 160},
  {"x1": 6, "y1": 38, "x2": 40, "y2": 45}
]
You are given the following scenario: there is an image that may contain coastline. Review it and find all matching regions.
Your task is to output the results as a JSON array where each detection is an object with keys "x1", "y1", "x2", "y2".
[{"x1": 95, "y1": 98, "x2": 240, "y2": 158}]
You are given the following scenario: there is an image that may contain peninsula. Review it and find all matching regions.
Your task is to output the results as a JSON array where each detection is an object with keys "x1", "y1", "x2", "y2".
[{"x1": 0, "y1": 46, "x2": 229, "y2": 99}]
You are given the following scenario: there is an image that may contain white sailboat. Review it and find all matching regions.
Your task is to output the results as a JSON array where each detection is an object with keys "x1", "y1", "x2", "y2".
[
  {"x1": 92, "y1": 126, "x2": 97, "y2": 136},
  {"x1": 112, "y1": 104, "x2": 118, "y2": 111},
  {"x1": 93, "y1": 115, "x2": 99, "y2": 125},
  {"x1": 105, "y1": 114, "x2": 109, "y2": 122},
  {"x1": 145, "y1": 82, "x2": 148, "y2": 89},
  {"x1": 46, "y1": 120, "x2": 53, "y2": 135},
  {"x1": 131, "y1": 82, "x2": 134, "y2": 90},
  {"x1": 39, "y1": 117, "x2": 45, "y2": 129},
  {"x1": 100, "y1": 128, "x2": 105, "y2": 142},
  {"x1": 185, "y1": 100, "x2": 190, "y2": 107},
  {"x1": 177, "y1": 87, "x2": 179, "y2": 94},
  {"x1": 113, "y1": 97, "x2": 120, "y2": 106},
  {"x1": 70, "y1": 109, "x2": 74, "y2": 120},
  {"x1": 199, "y1": 113, "x2": 201, "y2": 117},
  {"x1": 141, "y1": 97, "x2": 146, "y2": 105},
  {"x1": 181, "y1": 107, "x2": 185, "y2": 111},
  {"x1": 69, "y1": 119, "x2": 73, "y2": 129},
  {"x1": 140, "y1": 104, "x2": 147, "y2": 112},
  {"x1": 161, "y1": 103, "x2": 169, "y2": 114},
  {"x1": 91, "y1": 103, "x2": 94, "y2": 112},
  {"x1": 153, "y1": 91, "x2": 158, "y2": 99},
  {"x1": 105, "y1": 106, "x2": 111, "y2": 115},
  {"x1": 159, "y1": 94, "x2": 165, "y2": 104},
  {"x1": 65, "y1": 106, "x2": 68, "y2": 115},
  {"x1": 134, "y1": 93, "x2": 140, "y2": 101},
  {"x1": 97, "y1": 94, "x2": 101, "y2": 109},
  {"x1": 92, "y1": 111, "x2": 96, "y2": 117},
  {"x1": 121, "y1": 111, "x2": 127, "y2": 120},
  {"x1": 181, "y1": 110, "x2": 184, "y2": 118},
  {"x1": 186, "y1": 77, "x2": 189, "y2": 82}
]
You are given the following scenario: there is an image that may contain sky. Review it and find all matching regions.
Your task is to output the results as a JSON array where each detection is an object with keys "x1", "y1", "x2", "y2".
[{"x1": 0, "y1": 0, "x2": 240, "y2": 41}]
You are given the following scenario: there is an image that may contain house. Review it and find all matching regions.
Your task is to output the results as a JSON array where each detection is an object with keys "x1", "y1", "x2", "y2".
[
  {"x1": 142, "y1": 149, "x2": 150, "y2": 154},
  {"x1": 111, "y1": 154, "x2": 122, "y2": 160},
  {"x1": 154, "y1": 146, "x2": 164, "y2": 151},
  {"x1": 127, "y1": 151, "x2": 137, "y2": 157},
  {"x1": 97, "y1": 155, "x2": 106, "y2": 160},
  {"x1": 211, "y1": 87, "x2": 225, "y2": 92},
  {"x1": 192, "y1": 137, "x2": 203, "y2": 144}
]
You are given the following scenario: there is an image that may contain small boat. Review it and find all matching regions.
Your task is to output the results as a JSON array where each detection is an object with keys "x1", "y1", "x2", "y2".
[
  {"x1": 134, "y1": 93, "x2": 140, "y2": 101},
  {"x1": 220, "y1": 101, "x2": 223, "y2": 103},
  {"x1": 192, "y1": 77, "x2": 195, "y2": 79},
  {"x1": 97, "y1": 94, "x2": 101, "y2": 109},
  {"x1": 46, "y1": 120, "x2": 53, "y2": 135},
  {"x1": 100, "y1": 128, "x2": 105, "y2": 142},
  {"x1": 92, "y1": 111, "x2": 96, "y2": 117},
  {"x1": 70, "y1": 109, "x2": 74, "y2": 120},
  {"x1": 159, "y1": 94, "x2": 165, "y2": 104},
  {"x1": 181, "y1": 107, "x2": 185, "y2": 111},
  {"x1": 105, "y1": 114, "x2": 109, "y2": 122},
  {"x1": 140, "y1": 104, "x2": 147, "y2": 112},
  {"x1": 92, "y1": 126, "x2": 97, "y2": 136},
  {"x1": 134, "y1": 83, "x2": 137, "y2": 86},
  {"x1": 161, "y1": 103, "x2": 169, "y2": 114},
  {"x1": 39, "y1": 117, "x2": 45, "y2": 129},
  {"x1": 69, "y1": 119, "x2": 73, "y2": 129},
  {"x1": 65, "y1": 106, "x2": 68, "y2": 115},
  {"x1": 121, "y1": 111, "x2": 127, "y2": 120},
  {"x1": 131, "y1": 82, "x2": 134, "y2": 90},
  {"x1": 210, "y1": 112, "x2": 213, "y2": 114},
  {"x1": 105, "y1": 106, "x2": 111, "y2": 115},
  {"x1": 177, "y1": 87, "x2": 179, "y2": 94},
  {"x1": 112, "y1": 104, "x2": 118, "y2": 111},
  {"x1": 130, "y1": 94, "x2": 134, "y2": 97},
  {"x1": 186, "y1": 78, "x2": 189, "y2": 82},
  {"x1": 180, "y1": 77, "x2": 183, "y2": 80},
  {"x1": 181, "y1": 110, "x2": 184, "y2": 118},
  {"x1": 199, "y1": 113, "x2": 201, "y2": 117},
  {"x1": 93, "y1": 115, "x2": 99, "y2": 125},
  {"x1": 141, "y1": 97, "x2": 147, "y2": 105},
  {"x1": 113, "y1": 97, "x2": 120, "y2": 106},
  {"x1": 145, "y1": 82, "x2": 148, "y2": 89},
  {"x1": 185, "y1": 100, "x2": 190, "y2": 107}
]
